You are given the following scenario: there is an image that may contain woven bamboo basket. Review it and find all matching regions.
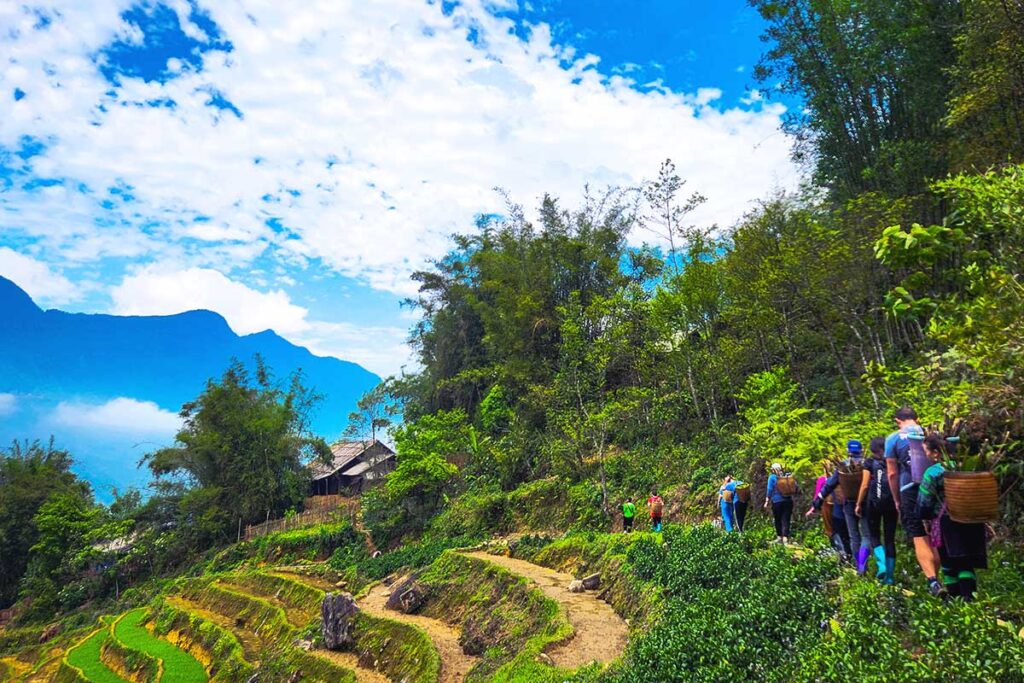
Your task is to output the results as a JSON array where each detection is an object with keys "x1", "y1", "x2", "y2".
[
  {"x1": 945, "y1": 471, "x2": 999, "y2": 524},
  {"x1": 775, "y1": 476, "x2": 797, "y2": 496},
  {"x1": 736, "y1": 485, "x2": 751, "y2": 502},
  {"x1": 838, "y1": 471, "x2": 862, "y2": 500}
]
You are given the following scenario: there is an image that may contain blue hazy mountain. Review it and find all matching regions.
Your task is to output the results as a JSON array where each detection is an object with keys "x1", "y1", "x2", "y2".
[{"x1": 0, "y1": 276, "x2": 381, "y2": 496}]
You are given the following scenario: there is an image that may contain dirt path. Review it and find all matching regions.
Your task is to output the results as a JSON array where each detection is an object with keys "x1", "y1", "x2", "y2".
[
  {"x1": 357, "y1": 583, "x2": 478, "y2": 683},
  {"x1": 308, "y1": 649, "x2": 391, "y2": 683},
  {"x1": 460, "y1": 551, "x2": 628, "y2": 669}
]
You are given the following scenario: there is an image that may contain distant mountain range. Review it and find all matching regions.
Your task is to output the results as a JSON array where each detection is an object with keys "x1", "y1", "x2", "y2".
[{"x1": 0, "y1": 276, "x2": 381, "y2": 497}]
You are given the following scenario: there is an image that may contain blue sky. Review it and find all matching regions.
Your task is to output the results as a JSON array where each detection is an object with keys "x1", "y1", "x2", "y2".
[{"x1": 0, "y1": 0, "x2": 797, "y2": 379}]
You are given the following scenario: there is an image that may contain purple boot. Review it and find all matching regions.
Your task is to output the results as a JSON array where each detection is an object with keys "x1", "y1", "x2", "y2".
[{"x1": 856, "y1": 547, "x2": 870, "y2": 575}]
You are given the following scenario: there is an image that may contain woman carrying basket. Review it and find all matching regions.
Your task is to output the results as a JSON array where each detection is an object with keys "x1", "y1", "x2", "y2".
[
  {"x1": 765, "y1": 463, "x2": 797, "y2": 544},
  {"x1": 918, "y1": 434, "x2": 988, "y2": 601}
]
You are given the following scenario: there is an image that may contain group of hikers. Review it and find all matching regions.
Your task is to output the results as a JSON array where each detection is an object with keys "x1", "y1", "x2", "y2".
[
  {"x1": 621, "y1": 491, "x2": 665, "y2": 533},
  {"x1": 624, "y1": 406, "x2": 990, "y2": 602}
]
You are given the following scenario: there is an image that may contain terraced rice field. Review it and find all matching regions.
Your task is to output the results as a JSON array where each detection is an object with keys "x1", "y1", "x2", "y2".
[
  {"x1": 112, "y1": 608, "x2": 207, "y2": 682},
  {"x1": 63, "y1": 627, "x2": 126, "y2": 683}
]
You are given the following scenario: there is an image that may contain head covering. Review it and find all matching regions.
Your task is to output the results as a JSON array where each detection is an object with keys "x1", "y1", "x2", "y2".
[
  {"x1": 771, "y1": 462, "x2": 783, "y2": 472},
  {"x1": 847, "y1": 439, "x2": 863, "y2": 455}
]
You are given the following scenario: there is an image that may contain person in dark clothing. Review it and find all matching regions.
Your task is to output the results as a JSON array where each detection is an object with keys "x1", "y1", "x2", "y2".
[
  {"x1": 764, "y1": 463, "x2": 795, "y2": 543},
  {"x1": 918, "y1": 434, "x2": 988, "y2": 601},
  {"x1": 734, "y1": 480, "x2": 750, "y2": 532},
  {"x1": 810, "y1": 440, "x2": 870, "y2": 574},
  {"x1": 857, "y1": 436, "x2": 898, "y2": 584}
]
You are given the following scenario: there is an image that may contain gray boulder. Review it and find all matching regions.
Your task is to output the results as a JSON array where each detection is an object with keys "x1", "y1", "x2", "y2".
[
  {"x1": 321, "y1": 592, "x2": 358, "y2": 650},
  {"x1": 582, "y1": 573, "x2": 601, "y2": 590}
]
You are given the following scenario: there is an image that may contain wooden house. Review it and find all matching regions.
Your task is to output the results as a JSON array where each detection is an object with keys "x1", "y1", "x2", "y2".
[{"x1": 310, "y1": 439, "x2": 396, "y2": 496}]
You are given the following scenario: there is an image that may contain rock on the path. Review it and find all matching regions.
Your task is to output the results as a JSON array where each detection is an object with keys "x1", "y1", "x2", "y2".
[
  {"x1": 568, "y1": 579, "x2": 585, "y2": 593},
  {"x1": 385, "y1": 574, "x2": 426, "y2": 614},
  {"x1": 321, "y1": 592, "x2": 358, "y2": 649},
  {"x1": 582, "y1": 573, "x2": 601, "y2": 590}
]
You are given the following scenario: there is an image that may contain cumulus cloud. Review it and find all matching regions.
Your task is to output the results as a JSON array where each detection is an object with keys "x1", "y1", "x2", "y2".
[
  {"x1": 50, "y1": 397, "x2": 182, "y2": 435},
  {"x1": 0, "y1": 393, "x2": 17, "y2": 417},
  {"x1": 109, "y1": 266, "x2": 411, "y2": 375},
  {"x1": 1, "y1": 0, "x2": 798, "y2": 299},
  {"x1": 110, "y1": 265, "x2": 309, "y2": 335},
  {"x1": 0, "y1": 248, "x2": 80, "y2": 305},
  {"x1": 292, "y1": 320, "x2": 412, "y2": 379}
]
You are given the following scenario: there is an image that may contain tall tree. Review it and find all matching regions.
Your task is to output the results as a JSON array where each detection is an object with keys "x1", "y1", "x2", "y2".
[
  {"x1": 0, "y1": 440, "x2": 90, "y2": 609},
  {"x1": 144, "y1": 357, "x2": 330, "y2": 544},
  {"x1": 752, "y1": 0, "x2": 961, "y2": 200}
]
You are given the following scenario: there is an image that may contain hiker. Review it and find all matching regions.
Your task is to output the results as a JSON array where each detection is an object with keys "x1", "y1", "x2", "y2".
[
  {"x1": 733, "y1": 478, "x2": 750, "y2": 532},
  {"x1": 764, "y1": 463, "x2": 796, "y2": 543},
  {"x1": 886, "y1": 406, "x2": 945, "y2": 596},
  {"x1": 810, "y1": 440, "x2": 871, "y2": 574},
  {"x1": 718, "y1": 476, "x2": 737, "y2": 532},
  {"x1": 856, "y1": 436, "x2": 898, "y2": 584},
  {"x1": 808, "y1": 462, "x2": 851, "y2": 561},
  {"x1": 918, "y1": 434, "x2": 988, "y2": 601},
  {"x1": 622, "y1": 498, "x2": 637, "y2": 533},
  {"x1": 648, "y1": 490, "x2": 665, "y2": 532}
]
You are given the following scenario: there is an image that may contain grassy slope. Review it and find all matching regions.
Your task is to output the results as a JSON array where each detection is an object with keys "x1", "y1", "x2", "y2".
[
  {"x1": 112, "y1": 608, "x2": 207, "y2": 683},
  {"x1": 63, "y1": 627, "x2": 126, "y2": 683}
]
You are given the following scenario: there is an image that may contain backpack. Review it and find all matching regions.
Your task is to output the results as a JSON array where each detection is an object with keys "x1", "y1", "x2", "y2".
[
  {"x1": 775, "y1": 475, "x2": 797, "y2": 497},
  {"x1": 869, "y1": 464, "x2": 894, "y2": 507},
  {"x1": 650, "y1": 497, "x2": 664, "y2": 516}
]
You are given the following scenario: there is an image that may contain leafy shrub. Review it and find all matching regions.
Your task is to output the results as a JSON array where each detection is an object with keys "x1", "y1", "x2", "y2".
[{"x1": 610, "y1": 524, "x2": 839, "y2": 683}]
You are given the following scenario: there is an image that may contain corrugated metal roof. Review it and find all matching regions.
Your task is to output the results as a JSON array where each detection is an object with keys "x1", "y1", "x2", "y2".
[
  {"x1": 339, "y1": 461, "x2": 372, "y2": 476},
  {"x1": 310, "y1": 439, "x2": 393, "y2": 480}
]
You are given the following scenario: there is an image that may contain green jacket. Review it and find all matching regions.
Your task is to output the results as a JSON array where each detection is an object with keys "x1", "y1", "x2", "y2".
[{"x1": 622, "y1": 502, "x2": 637, "y2": 518}]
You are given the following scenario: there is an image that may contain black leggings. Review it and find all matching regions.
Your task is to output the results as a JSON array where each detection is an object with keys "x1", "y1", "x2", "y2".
[
  {"x1": 867, "y1": 501, "x2": 898, "y2": 557},
  {"x1": 735, "y1": 501, "x2": 749, "y2": 532},
  {"x1": 772, "y1": 499, "x2": 793, "y2": 537}
]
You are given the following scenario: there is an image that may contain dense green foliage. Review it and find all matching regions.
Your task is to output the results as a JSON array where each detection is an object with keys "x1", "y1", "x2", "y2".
[
  {"x1": 0, "y1": 440, "x2": 90, "y2": 609},
  {"x1": 145, "y1": 358, "x2": 330, "y2": 547}
]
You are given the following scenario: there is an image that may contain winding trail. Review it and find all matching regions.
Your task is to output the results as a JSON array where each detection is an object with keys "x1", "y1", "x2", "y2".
[
  {"x1": 460, "y1": 551, "x2": 628, "y2": 669},
  {"x1": 357, "y1": 583, "x2": 479, "y2": 683}
]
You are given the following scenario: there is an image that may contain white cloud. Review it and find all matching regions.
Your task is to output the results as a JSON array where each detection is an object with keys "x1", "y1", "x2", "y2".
[
  {"x1": 110, "y1": 265, "x2": 310, "y2": 335},
  {"x1": 0, "y1": 393, "x2": 17, "y2": 417},
  {"x1": 109, "y1": 266, "x2": 411, "y2": 376},
  {"x1": 50, "y1": 397, "x2": 182, "y2": 435},
  {"x1": 293, "y1": 320, "x2": 413, "y2": 379},
  {"x1": 0, "y1": 0, "x2": 798, "y2": 299},
  {"x1": 0, "y1": 248, "x2": 80, "y2": 305}
]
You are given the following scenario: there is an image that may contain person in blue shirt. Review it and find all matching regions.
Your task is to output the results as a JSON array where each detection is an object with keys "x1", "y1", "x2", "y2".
[
  {"x1": 764, "y1": 463, "x2": 796, "y2": 543},
  {"x1": 885, "y1": 406, "x2": 943, "y2": 596},
  {"x1": 719, "y1": 476, "x2": 738, "y2": 532},
  {"x1": 810, "y1": 439, "x2": 871, "y2": 574},
  {"x1": 880, "y1": 409, "x2": 942, "y2": 593}
]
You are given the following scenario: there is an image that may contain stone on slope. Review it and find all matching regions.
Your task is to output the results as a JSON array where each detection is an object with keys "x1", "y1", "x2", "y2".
[
  {"x1": 322, "y1": 592, "x2": 358, "y2": 649},
  {"x1": 582, "y1": 573, "x2": 601, "y2": 590}
]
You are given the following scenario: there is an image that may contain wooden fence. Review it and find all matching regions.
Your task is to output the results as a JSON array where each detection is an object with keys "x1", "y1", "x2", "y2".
[{"x1": 244, "y1": 496, "x2": 359, "y2": 541}]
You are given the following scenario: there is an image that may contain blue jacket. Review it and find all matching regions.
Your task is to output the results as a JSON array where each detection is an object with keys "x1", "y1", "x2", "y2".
[{"x1": 766, "y1": 473, "x2": 793, "y2": 504}]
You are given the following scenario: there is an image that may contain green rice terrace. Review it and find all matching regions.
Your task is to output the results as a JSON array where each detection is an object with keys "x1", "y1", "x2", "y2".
[{"x1": 3, "y1": 515, "x2": 1024, "y2": 683}]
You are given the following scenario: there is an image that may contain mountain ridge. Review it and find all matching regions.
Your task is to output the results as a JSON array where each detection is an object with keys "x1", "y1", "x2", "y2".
[{"x1": 0, "y1": 275, "x2": 382, "y2": 493}]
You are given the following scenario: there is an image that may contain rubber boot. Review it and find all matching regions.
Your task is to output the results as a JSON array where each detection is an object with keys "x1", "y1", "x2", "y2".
[
  {"x1": 856, "y1": 547, "x2": 870, "y2": 575},
  {"x1": 958, "y1": 572, "x2": 977, "y2": 602},
  {"x1": 872, "y1": 546, "x2": 886, "y2": 581},
  {"x1": 884, "y1": 557, "x2": 895, "y2": 585}
]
